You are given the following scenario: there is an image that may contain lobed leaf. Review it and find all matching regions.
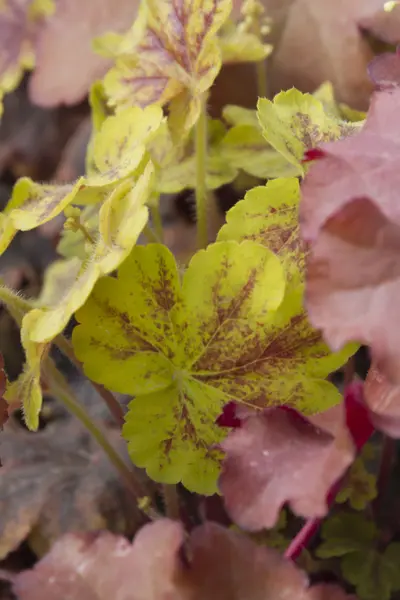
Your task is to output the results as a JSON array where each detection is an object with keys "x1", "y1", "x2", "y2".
[
  {"x1": 73, "y1": 239, "x2": 286, "y2": 493},
  {"x1": 13, "y1": 519, "x2": 355, "y2": 600},
  {"x1": 257, "y1": 89, "x2": 357, "y2": 176},
  {"x1": 103, "y1": 0, "x2": 232, "y2": 132},
  {"x1": 17, "y1": 166, "x2": 153, "y2": 430},
  {"x1": 219, "y1": 403, "x2": 355, "y2": 529},
  {"x1": 301, "y1": 88, "x2": 400, "y2": 384}
]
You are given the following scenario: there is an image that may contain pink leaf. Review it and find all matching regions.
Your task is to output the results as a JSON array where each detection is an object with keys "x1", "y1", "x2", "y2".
[
  {"x1": 219, "y1": 403, "x2": 355, "y2": 530},
  {"x1": 301, "y1": 88, "x2": 400, "y2": 383}
]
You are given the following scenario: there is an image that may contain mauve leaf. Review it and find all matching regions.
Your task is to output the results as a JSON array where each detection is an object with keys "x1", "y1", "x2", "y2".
[
  {"x1": 29, "y1": 0, "x2": 139, "y2": 106},
  {"x1": 360, "y1": 3, "x2": 400, "y2": 46},
  {"x1": 262, "y1": 0, "x2": 385, "y2": 110},
  {"x1": 219, "y1": 403, "x2": 355, "y2": 530},
  {"x1": 368, "y1": 48, "x2": 400, "y2": 89},
  {"x1": 364, "y1": 363, "x2": 400, "y2": 437},
  {"x1": 13, "y1": 520, "x2": 355, "y2": 600},
  {"x1": 301, "y1": 89, "x2": 400, "y2": 384}
]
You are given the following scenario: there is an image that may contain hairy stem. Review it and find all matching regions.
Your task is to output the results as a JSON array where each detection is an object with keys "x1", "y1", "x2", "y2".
[
  {"x1": 0, "y1": 284, "x2": 32, "y2": 325},
  {"x1": 162, "y1": 484, "x2": 180, "y2": 520},
  {"x1": 195, "y1": 94, "x2": 209, "y2": 249},
  {"x1": 55, "y1": 334, "x2": 125, "y2": 428},
  {"x1": 43, "y1": 358, "x2": 151, "y2": 505}
]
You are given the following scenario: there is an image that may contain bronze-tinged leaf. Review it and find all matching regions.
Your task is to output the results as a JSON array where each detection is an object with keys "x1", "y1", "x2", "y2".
[
  {"x1": 364, "y1": 363, "x2": 400, "y2": 437},
  {"x1": 301, "y1": 89, "x2": 400, "y2": 384},
  {"x1": 263, "y1": 0, "x2": 385, "y2": 109},
  {"x1": 0, "y1": 417, "x2": 146, "y2": 560},
  {"x1": 13, "y1": 520, "x2": 355, "y2": 600},
  {"x1": 29, "y1": 0, "x2": 139, "y2": 107},
  {"x1": 219, "y1": 404, "x2": 355, "y2": 530}
]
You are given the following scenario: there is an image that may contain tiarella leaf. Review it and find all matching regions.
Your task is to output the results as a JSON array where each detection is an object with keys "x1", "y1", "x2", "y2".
[
  {"x1": 0, "y1": 177, "x2": 84, "y2": 255},
  {"x1": 73, "y1": 240, "x2": 286, "y2": 493},
  {"x1": 103, "y1": 0, "x2": 232, "y2": 132},
  {"x1": 85, "y1": 105, "x2": 163, "y2": 186},
  {"x1": 257, "y1": 89, "x2": 356, "y2": 175}
]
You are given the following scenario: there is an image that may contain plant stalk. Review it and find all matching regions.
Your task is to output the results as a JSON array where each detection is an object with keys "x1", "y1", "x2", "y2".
[
  {"x1": 143, "y1": 223, "x2": 160, "y2": 244},
  {"x1": 255, "y1": 60, "x2": 268, "y2": 98},
  {"x1": 150, "y1": 197, "x2": 164, "y2": 243},
  {"x1": 55, "y1": 334, "x2": 125, "y2": 428},
  {"x1": 162, "y1": 484, "x2": 180, "y2": 520},
  {"x1": 195, "y1": 94, "x2": 209, "y2": 249},
  {"x1": 43, "y1": 358, "x2": 149, "y2": 503}
]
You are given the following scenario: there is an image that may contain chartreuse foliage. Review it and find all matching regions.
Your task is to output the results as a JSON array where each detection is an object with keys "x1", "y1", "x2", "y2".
[
  {"x1": 72, "y1": 178, "x2": 356, "y2": 493},
  {"x1": 317, "y1": 513, "x2": 400, "y2": 600},
  {"x1": 73, "y1": 240, "x2": 285, "y2": 494},
  {"x1": 6, "y1": 162, "x2": 155, "y2": 430},
  {"x1": 257, "y1": 88, "x2": 364, "y2": 176}
]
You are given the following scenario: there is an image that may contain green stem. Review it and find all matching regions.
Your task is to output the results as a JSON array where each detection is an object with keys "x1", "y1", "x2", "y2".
[
  {"x1": 55, "y1": 334, "x2": 125, "y2": 428},
  {"x1": 150, "y1": 197, "x2": 164, "y2": 243},
  {"x1": 143, "y1": 224, "x2": 160, "y2": 244},
  {"x1": 43, "y1": 358, "x2": 150, "y2": 505},
  {"x1": 255, "y1": 60, "x2": 268, "y2": 98},
  {"x1": 195, "y1": 95, "x2": 209, "y2": 249}
]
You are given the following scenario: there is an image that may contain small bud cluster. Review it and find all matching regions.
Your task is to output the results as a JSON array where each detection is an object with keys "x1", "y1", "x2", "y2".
[{"x1": 238, "y1": 0, "x2": 271, "y2": 38}]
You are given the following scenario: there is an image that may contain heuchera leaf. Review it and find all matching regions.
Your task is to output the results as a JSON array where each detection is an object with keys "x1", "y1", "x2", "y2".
[
  {"x1": 360, "y1": 2, "x2": 400, "y2": 46},
  {"x1": 264, "y1": 0, "x2": 385, "y2": 109},
  {"x1": 11, "y1": 166, "x2": 153, "y2": 430},
  {"x1": 73, "y1": 239, "x2": 286, "y2": 493},
  {"x1": 13, "y1": 520, "x2": 355, "y2": 600},
  {"x1": 364, "y1": 363, "x2": 400, "y2": 437},
  {"x1": 316, "y1": 512, "x2": 377, "y2": 559},
  {"x1": 219, "y1": 403, "x2": 355, "y2": 529},
  {"x1": 0, "y1": 0, "x2": 53, "y2": 98},
  {"x1": 0, "y1": 177, "x2": 84, "y2": 256},
  {"x1": 300, "y1": 89, "x2": 400, "y2": 384},
  {"x1": 28, "y1": 0, "x2": 139, "y2": 107},
  {"x1": 85, "y1": 105, "x2": 163, "y2": 187},
  {"x1": 342, "y1": 544, "x2": 400, "y2": 600},
  {"x1": 257, "y1": 89, "x2": 359, "y2": 176},
  {"x1": 103, "y1": 0, "x2": 232, "y2": 132},
  {"x1": 368, "y1": 47, "x2": 400, "y2": 90},
  {"x1": 218, "y1": 177, "x2": 357, "y2": 405}
]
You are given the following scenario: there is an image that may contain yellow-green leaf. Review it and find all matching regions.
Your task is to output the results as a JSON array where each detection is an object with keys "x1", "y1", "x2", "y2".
[
  {"x1": 219, "y1": 19, "x2": 271, "y2": 64},
  {"x1": 0, "y1": 177, "x2": 84, "y2": 256},
  {"x1": 73, "y1": 240, "x2": 286, "y2": 493},
  {"x1": 217, "y1": 177, "x2": 357, "y2": 412},
  {"x1": 85, "y1": 105, "x2": 163, "y2": 187},
  {"x1": 103, "y1": 0, "x2": 232, "y2": 132},
  {"x1": 257, "y1": 89, "x2": 355, "y2": 175}
]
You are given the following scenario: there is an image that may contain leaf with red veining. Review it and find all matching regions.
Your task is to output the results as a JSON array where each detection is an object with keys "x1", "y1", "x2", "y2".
[
  {"x1": 103, "y1": 0, "x2": 232, "y2": 132},
  {"x1": 219, "y1": 403, "x2": 355, "y2": 530},
  {"x1": 364, "y1": 363, "x2": 400, "y2": 437},
  {"x1": 301, "y1": 89, "x2": 400, "y2": 383},
  {"x1": 29, "y1": 0, "x2": 139, "y2": 107},
  {"x1": 263, "y1": 0, "x2": 385, "y2": 110},
  {"x1": 368, "y1": 48, "x2": 400, "y2": 89},
  {"x1": 13, "y1": 519, "x2": 354, "y2": 600}
]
